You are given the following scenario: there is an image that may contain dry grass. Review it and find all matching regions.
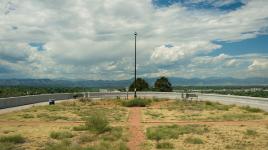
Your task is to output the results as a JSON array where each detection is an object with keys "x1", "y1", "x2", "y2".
[
  {"x1": 0, "y1": 99, "x2": 129, "y2": 150},
  {"x1": 1, "y1": 99, "x2": 268, "y2": 150}
]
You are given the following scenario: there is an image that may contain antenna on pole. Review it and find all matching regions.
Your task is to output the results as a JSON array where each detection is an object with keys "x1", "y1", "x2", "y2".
[{"x1": 134, "y1": 32, "x2": 137, "y2": 98}]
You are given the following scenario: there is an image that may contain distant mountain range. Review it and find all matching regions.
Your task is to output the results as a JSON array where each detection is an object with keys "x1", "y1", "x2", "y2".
[{"x1": 0, "y1": 77, "x2": 268, "y2": 87}]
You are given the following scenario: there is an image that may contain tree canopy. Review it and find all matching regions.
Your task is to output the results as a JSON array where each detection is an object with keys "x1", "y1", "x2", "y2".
[
  {"x1": 154, "y1": 76, "x2": 172, "y2": 92},
  {"x1": 129, "y1": 78, "x2": 149, "y2": 91}
]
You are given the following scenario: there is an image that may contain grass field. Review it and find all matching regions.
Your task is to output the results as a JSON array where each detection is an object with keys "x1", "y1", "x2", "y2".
[{"x1": 0, "y1": 98, "x2": 268, "y2": 150}]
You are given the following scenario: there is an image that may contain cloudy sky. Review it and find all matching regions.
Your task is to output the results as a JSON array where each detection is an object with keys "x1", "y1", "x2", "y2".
[{"x1": 0, "y1": 0, "x2": 268, "y2": 80}]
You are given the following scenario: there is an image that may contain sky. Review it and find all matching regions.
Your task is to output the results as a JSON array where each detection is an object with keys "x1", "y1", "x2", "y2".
[{"x1": 0, "y1": 0, "x2": 268, "y2": 80}]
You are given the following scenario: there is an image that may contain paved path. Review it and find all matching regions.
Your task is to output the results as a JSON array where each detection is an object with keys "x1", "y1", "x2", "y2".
[{"x1": 127, "y1": 107, "x2": 145, "y2": 150}]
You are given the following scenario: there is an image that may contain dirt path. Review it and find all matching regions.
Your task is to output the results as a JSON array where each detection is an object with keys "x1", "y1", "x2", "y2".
[{"x1": 127, "y1": 107, "x2": 145, "y2": 150}]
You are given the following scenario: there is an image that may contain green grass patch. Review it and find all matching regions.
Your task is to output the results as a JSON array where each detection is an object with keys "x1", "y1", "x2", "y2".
[
  {"x1": 184, "y1": 137, "x2": 204, "y2": 144},
  {"x1": 122, "y1": 98, "x2": 152, "y2": 107},
  {"x1": 0, "y1": 135, "x2": 25, "y2": 144},
  {"x1": 241, "y1": 106, "x2": 264, "y2": 113},
  {"x1": 146, "y1": 124, "x2": 208, "y2": 141},
  {"x1": 156, "y1": 142, "x2": 174, "y2": 149},
  {"x1": 50, "y1": 131, "x2": 73, "y2": 140}
]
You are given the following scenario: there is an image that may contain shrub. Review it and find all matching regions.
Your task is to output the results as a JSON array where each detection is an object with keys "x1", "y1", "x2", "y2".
[
  {"x1": 245, "y1": 129, "x2": 257, "y2": 136},
  {"x1": 122, "y1": 99, "x2": 151, "y2": 107},
  {"x1": 0, "y1": 135, "x2": 25, "y2": 144},
  {"x1": 85, "y1": 113, "x2": 110, "y2": 134},
  {"x1": 156, "y1": 142, "x2": 174, "y2": 149},
  {"x1": 184, "y1": 137, "x2": 204, "y2": 144},
  {"x1": 50, "y1": 131, "x2": 73, "y2": 140}
]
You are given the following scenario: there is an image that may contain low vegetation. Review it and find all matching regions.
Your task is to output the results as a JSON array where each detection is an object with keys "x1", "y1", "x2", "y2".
[
  {"x1": 0, "y1": 135, "x2": 25, "y2": 150},
  {"x1": 50, "y1": 131, "x2": 73, "y2": 140},
  {"x1": 146, "y1": 124, "x2": 208, "y2": 141},
  {"x1": 0, "y1": 135, "x2": 25, "y2": 144},
  {"x1": 184, "y1": 137, "x2": 204, "y2": 144},
  {"x1": 122, "y1": 98, "x2": 152, "y2": 107},
  {"x1": 156, "y1": 142, "x2": 174, "y2": 149},
  {"x1": 245, "y1": 129, "x2": 257, "y2": 136}
]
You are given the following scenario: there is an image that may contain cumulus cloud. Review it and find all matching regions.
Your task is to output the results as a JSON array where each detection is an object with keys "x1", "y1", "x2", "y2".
[{"x1": 0, "y1": 0, "x2": 268, "y2": 79}]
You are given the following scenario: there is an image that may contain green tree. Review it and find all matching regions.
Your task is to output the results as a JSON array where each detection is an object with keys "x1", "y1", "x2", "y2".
[
  {"x1": 129, "y1": 78, "x2": 149, "y2": 91},
  {"x1": 154, "y1": 77, "x2": 173, "y2": 92}
]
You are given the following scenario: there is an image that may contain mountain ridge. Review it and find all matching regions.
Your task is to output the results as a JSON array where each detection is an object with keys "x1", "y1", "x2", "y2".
[{"x1": 0, "y1": 77, "x2": 268, "y2": 87}]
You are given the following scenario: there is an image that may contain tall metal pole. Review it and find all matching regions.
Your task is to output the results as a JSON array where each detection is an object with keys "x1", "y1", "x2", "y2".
[{"x1": 134, "y1": 32, "x2": 137, "y2": 98}]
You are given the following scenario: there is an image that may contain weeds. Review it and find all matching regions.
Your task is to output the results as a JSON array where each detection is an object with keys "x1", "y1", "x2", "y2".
[
  {"x1": 73, "y1": 112, "x2": 110, "y2": 133},
  {"x1": 0, "y1": 135, "x2": 25, "y2": 144},
  {"x1": 37, "y1": 113, "x2": 68, "y2": 121},
  {"x1": 85, "y1": 113, "x2": 110, "y2": 134},
  {"x1": 245, "y1": 129, "x2": 257, "y2": 136},
  {"x1": 241, "y1": 106, "x2": 263, "y2": 113},
  {"x1": 50, "y1": 131, "x2": 73, "y2": 140},
  {"x1": 122, "y1": 98, "x2": 152, "y2": 107},
  {"x1": 101, "y1": 127, "x2": 123, "y2": 141},
  {"x1": 19, "y1": 113, "x2": 34, "y2": 118},
  {"x1": 171, "y1": 101, "x2": 233, "y2": 111},
  {"x1": 78, "y1": 134, "x2": 94, "y2": 144},
  {"x1": 207, "y1": 113, "x2": 263, "y2": 121},
  {"x1": 146, "y1": 124, "x2": 208, "y2": 141},
  {"x1": 44, "y1": 140, "x2": 84, "y2": 150},
  {"x1": 156, "y1": 142, "x2": 174, "y2": 149},
  {"x1": 0, "y1": 142, "x2": 16, "y2": 150},
  {"x1": 184, "y1": 137, "x2": 204, "y2": 144}
]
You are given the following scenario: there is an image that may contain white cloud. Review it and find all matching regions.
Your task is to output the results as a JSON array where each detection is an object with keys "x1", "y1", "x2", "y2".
[
  {"x1": 0, "y1": 0, "x2": 268, "y2": 79},
  {"x1": 248, "y1": 59, "x2": 268, "y2": 71}
]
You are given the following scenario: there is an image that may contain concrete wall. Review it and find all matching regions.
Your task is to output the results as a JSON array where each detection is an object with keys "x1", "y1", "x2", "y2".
[{"x1": 0, "y1": 93, "x2": 74, "y2": 109}]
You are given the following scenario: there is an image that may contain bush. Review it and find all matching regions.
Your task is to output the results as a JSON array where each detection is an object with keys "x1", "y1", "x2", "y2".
[
  {"x1": 245, "y1": 129, "x2": 257, "y2": 136},
  {"x1": 85, "y1": 113, "x2": 110, "y2": 134},
  {"x1": 0, "y1": 135, "x2": 25, "y2": 144},
  {"x1": 184, "y1": 137, "x2": 204, "y2": 144},
  {"x1": 122, "y1": 99, "x2": 151, "y2": 107},
  {"x1": 50, "y1": 131, "x2": 73, "y2": 140},
  {"x1": 156, "y1": 142, "x2": 174, "y2": 149}
]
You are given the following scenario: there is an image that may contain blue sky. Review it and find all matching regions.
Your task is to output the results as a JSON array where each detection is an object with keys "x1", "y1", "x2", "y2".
[{"x1": 0, "y1": 0, "x2": 268, "y2": 80}]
